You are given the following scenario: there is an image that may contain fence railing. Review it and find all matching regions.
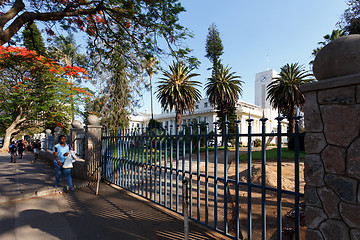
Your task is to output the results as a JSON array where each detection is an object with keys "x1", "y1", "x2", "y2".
[{"x1": 101, "y1": 114, "x2": 305, "y2": 240}]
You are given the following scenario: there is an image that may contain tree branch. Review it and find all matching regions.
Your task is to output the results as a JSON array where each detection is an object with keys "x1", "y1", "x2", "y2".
[
  {"x1": 0, "y1": 0, "x2": 25, "y2": 33},
  {"x1": 0, "y1": 6, "x2": 103, "y2": 45}
]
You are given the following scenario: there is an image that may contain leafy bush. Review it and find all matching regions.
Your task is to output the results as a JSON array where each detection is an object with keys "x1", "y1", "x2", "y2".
[{"x1": 254, "y1": 138, "x2": 262, "y2": 147}]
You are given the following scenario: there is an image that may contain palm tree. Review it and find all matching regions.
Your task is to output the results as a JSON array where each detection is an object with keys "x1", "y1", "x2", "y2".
[
  {"x1": 156, "y1": 61, "x2": 201, "y2": 131},
  {"x1": 266, "y1": 63, "x2": 313, "y2": 133},
  {"x1": 143, "y1": 54, "x2": 159, "y2": 119},
  {"x1": 49, "y1": 34, "x2": 87, "y2": 67},
  {"x1": 205, "y1": 64, "x2": 243, "y2": 121}
]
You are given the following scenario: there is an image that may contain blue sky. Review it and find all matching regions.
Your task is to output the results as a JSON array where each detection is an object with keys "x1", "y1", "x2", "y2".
[{"x1": 138, "y1": 0, "x2": 348, "y2": 114}]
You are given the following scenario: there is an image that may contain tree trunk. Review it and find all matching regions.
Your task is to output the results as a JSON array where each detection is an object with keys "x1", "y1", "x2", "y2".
[
  {"x1": 150, "y1": 75, "x2": 154, "y2": 119},
  {"x1": 175, "y1": 111, "x2": 181, "y2": 132},
  {"x1": 0, "y1": 111, "x2": 26, "y2": 152},
  {"x1": 288, "y1": 107, "x2": 297, "y2": 133}
]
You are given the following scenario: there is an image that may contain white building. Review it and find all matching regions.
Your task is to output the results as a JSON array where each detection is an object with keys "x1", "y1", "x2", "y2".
[{"x1": 129, "y1": 69, "x2": 288, "y2": 145}]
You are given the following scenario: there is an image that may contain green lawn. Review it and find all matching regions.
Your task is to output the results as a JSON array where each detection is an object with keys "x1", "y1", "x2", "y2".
[{"x1": 239, "y1": 147, "x2": 306, "y2": 161}]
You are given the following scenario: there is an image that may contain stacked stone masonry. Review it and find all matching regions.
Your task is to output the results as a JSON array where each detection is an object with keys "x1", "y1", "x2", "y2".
[{"x1": 303, "y1": 81, "x2": 360, "y2": 240}]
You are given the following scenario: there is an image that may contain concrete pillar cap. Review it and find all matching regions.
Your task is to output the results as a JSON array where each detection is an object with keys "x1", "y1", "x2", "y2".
[
  {"x1": 71, "y1": 120, "x2": 83, "y2": 128},
  {"x1": 54, "y1": 127, "x2": 62, "y2": 133},
  {"x1": 87, "y1": 115, "x2": 100, "y2": 126},
  {"x1": 313, "y1": 34, "x2": 360, "y2": 80}
]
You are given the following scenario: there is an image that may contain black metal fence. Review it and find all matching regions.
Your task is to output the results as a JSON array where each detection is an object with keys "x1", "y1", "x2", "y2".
[{"x1": 101, "y1": 114, "x2": 305, "y2": 240}]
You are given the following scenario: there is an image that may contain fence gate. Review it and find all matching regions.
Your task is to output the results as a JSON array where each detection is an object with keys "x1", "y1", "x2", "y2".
[{"x1": 101, "y1": 114, "x2": 304, "y2": 239}]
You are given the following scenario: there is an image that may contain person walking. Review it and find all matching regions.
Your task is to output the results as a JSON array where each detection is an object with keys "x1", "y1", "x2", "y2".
[
  {"x1": 53, "y1": 135, "x2": 74, "y2": 191},
  {"x1": 17, "y1": 139, "x2": 25, "y2": 159},
  {"x1": 8, "y1": 141, "x2": 17, "y2": 163},
  {"x1": 32, "y1": 139, "x2": 41, "y2": 161}
]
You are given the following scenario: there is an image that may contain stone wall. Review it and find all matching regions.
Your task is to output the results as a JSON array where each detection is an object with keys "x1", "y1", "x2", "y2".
[
  {"x1": 302, "y1": 74, "x2": 360, "y2": 239},
  {"x1": 38, "y1": 150, "x2": 87, "y2": 180}
]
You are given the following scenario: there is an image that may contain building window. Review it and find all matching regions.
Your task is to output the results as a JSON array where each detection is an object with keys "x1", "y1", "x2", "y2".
[
  {"x1": 195, "y1": 105, "x2": 199, "y2": 109},
  {"x1": 204, "y1": 102, "x2": 208, "y2": 108},
  {"x1": 204, "y1": 117, "x2": 207, "y2": 123}
]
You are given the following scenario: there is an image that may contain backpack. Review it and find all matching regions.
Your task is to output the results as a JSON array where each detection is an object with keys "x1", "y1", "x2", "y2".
[
  {"x1": 10, "y1": 145, "x2": 17, "y2": 152},
  {"x1": 18, "y1": 143, "x2": 24, "y2": 150}
]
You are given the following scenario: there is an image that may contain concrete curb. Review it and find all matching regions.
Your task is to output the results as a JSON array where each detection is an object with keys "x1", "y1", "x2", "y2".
[
  {"x1": 104, "y1": 181, "x2": 230, "y2": 240},
  {"x1": 0, "y1": 180, "x2": 90, "y2": 204}
]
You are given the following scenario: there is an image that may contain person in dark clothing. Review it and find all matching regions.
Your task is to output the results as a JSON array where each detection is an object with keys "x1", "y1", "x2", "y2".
[
  {"x1": 32, "y1": 140, "x2": 41, "y2": 161},
  {"x1": 17, "y1": 139, "x2": 25, "y2": 159}
]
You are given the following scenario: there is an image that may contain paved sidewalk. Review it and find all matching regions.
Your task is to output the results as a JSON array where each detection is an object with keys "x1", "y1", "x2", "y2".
[
  {"x1": 0, "y1": 151, "x2": 226, "y2": 239},
  {"x1": 0, "y1": 151, "x2": 86, "y2": 204}
]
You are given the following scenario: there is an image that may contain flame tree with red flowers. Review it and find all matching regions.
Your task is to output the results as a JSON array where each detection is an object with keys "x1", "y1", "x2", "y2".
[
  {"x1": 0, "y1": 46, "x2": 90, "y2": 151},
  {"x1": 0, "y1": 0, "x2": 198, "y2": 67}
]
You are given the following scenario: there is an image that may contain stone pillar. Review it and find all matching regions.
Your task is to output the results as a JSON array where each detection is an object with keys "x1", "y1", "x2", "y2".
[
  {"x1": 302, "y1": 35, "x2": 360, "y2": 240},
  {"x1": 84, "y1": 115, "x2": 102, "y2": 181},
  {"x1": 45, "y1": 129, "x2": 52, "y2": 150},
  {"x1": 53, "y1": 127, "x2": 62, "y2": 145},
  {"x1": 70, "y1": 120, "x2": 85, "y2": 156}
]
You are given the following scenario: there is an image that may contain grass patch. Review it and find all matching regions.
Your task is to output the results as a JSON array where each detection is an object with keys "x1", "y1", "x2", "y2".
[{"x1": 239, "y1": 147, "x2": 306, "y2": 161}]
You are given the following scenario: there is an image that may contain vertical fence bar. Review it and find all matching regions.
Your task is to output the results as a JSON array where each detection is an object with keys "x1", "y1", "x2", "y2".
[
  {"x1": 294, "y1": 111, "x2": 301, "y2": 240},
  {"x1": 137, "y1": 128, "x2": 141, "y2": 194},
  {"x1": 189, "y1": 124, "x2": 193, "y2": 217},
  {"x1": 223, "y1": 118, "x2": 229, "y2": 234},
  {"x1": 214, "y1": 122, "x2": 219, "y2": 229},
  {"x1": 141, "y1": 127, "x2": 145, "y2": 196},
  {"x1": 164, "y1": 126, "x2": 168, "y2": 207},
  {"x1": 128, "y1": 130, "x2": 131, "y2": 189},
  {"x1": 145, "y1": 127, "x2": 149, "y2": 198},
  {"x1": 276, "y1": 113, "x2": 284, "y2": 240},
  {"x1": 131, "y1": 129, "x2": 135, "y2": 191},
  {"x1": 260, "y1": 112, "x2": 268, "y2": 240},
  {"x1": 205, "y1": 123, "x2": 209, "y2": 225},
  {"x1": 196, "y1": 121, "x2": 201, "y2": 221},
  {"x1": 176, "y1": 124, "x2": 180, "y2": 212},
  {"x1": 235, "y1": 120, "x2": 240, "y2": 239},
  {"x1": 150, "y1": 126, "x2": 153, "y2": 200},
  {"x1": 183, "y1": 179, "x2": 189, "y2": 240},
  {"x1": 120, "y1": 130, "x2": 123, "y2": 185},
  {"x1": 182, "y1": 125, "x2": 186, "y2": 183},
  {"x1": 159, "y1": 127, "x2": 163, "y2": 205},
  {"x1": 170, "y1": 125, "x2": 174, "y2": 209},
  {"x1": 114, "y1": 130, "x2": 118, "y2": 185},
  {"x1": 246, "y1": 114, "x2": 253, "y2": 240},
  {"x1": 154, "y1": 127, "x2": 158, "y2": 202}
]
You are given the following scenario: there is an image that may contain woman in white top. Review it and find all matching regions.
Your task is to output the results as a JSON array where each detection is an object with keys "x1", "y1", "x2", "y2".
[{"x1": 53, "y1": 135, "x2": 74, "y2": 191}]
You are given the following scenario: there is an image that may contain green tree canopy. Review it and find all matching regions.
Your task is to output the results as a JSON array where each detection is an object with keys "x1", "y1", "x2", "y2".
[
  {"x1": 205, "y1": 23, "x2": 224, "y2": 72},
  {"x1": 22, "y1": 22, "x2": 47, "y2": 56},
  {"x1": 340, "y1": 0, "x2": 360, "y2": 34},
  {"x1": 0, "y1": 46, "x2": 90, "y2": 151}
]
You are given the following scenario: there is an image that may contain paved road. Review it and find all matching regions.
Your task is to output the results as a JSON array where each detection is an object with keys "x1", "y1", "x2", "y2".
[{"x1": 0, "y1": 151, "x2": 226, "y2": 240}]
